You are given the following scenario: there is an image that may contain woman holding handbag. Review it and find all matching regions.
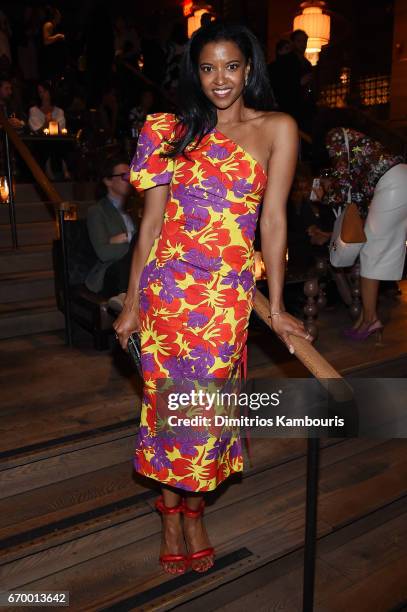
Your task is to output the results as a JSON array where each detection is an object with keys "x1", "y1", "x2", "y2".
[{"x1": 321, "y1": 127, "x2": 407, "y2": 340}]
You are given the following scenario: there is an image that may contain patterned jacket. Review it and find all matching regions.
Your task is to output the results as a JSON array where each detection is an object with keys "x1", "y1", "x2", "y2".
[{"x1": 324, "y1": 127, "x2": 404, "y2": 218}]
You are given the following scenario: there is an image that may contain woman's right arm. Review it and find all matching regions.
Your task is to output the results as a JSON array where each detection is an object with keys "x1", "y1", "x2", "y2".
[{"x1": 113, "y1": 183, "x2": 169, "y2": 349}]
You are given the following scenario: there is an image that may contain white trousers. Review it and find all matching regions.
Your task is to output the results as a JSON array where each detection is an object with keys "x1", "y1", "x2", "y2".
[{"x1": 360, "y1": 163, "x2": 407, "y2": 280}]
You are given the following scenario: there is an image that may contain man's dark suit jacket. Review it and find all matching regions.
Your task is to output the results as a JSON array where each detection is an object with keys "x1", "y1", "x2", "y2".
[{"x1": 85, "y1": 196, "x2": 130, "y2": 293}]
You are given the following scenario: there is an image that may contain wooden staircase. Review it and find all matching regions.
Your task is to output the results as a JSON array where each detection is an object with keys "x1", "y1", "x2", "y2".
[
  {"x1": 1, "y1": 429, "x2": 406, "y2": 610},
  {"x1": 0, "y1": 182, "x2": 95, "y2": 339},
  {"x1": 0, "y1": 343, "x2": 406, "y2": 610}
]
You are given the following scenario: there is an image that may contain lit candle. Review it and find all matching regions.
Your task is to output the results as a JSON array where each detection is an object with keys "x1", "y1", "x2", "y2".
[
  {"x1": 0, "y1": 177, "x2": 9, "y2": 204},
  {"x1": 49, "y1": 121, "x2": 59, "y2": 136},
  {"x1": 61, "y1": 128, "x2": 68, "y2": 135},
  {"x1": 43, "y1": 128, "x2": 49, "y2": 135}
]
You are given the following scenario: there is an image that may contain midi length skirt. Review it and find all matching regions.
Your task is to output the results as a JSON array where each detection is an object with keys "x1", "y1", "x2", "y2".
[{"x1": 360, "y1": 163, "x2": 407, "y2": 280}]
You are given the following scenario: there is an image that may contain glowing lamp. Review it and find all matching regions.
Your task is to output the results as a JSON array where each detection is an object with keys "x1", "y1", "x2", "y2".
[
  {"x1": 183, "y1": 0, "x2": 193, "y2": 16},
  {"x1": 49, "y1": 121, "x2": 59, "y2": 135},
  {"x1": 188, "y1": 9, "x2": 211, "y2": 38},
  {"x1": 293, "y1": 1, "x2": 330, "y2": 66},
  {"x1": 61, "y1": 128, "x2": 68, "y2": 135}
]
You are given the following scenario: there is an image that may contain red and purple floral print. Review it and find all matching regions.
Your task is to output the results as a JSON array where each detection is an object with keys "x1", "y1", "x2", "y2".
[{"x1": 129, "y1": 113, "x2": 267, "y2": 492}]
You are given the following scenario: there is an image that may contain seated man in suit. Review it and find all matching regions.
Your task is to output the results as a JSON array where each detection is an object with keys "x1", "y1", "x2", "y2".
[{"x1": 85, "y1": 156, "x2": 136, "y2": 300}]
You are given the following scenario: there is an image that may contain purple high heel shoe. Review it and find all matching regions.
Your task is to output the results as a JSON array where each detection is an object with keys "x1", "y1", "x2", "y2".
[{"x1": 345, "y1": 319, "x2": 384, "y2": 342}]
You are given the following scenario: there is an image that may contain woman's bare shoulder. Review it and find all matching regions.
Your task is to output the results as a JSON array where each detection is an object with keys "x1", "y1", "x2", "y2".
[
  {"x1": 261, "y1": 111, "x2": 298, "y2": 136},
  {"x1": 259, "y1": 114, "x2": 298, "y2": 158}
]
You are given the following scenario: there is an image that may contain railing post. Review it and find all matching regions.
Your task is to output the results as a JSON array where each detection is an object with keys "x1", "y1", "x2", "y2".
[
  {"x1": 2, "y1": 114, "x2": 18, "y2": 249},
  {"x1": 58, "y1": 206, "x2": 73, "y2": 346},
  {"x1": 303, "y1": 437, "x2": 320, "y2": 612}
]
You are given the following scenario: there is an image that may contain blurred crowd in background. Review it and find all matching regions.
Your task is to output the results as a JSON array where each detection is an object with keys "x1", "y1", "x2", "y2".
[{"x1": 0, "y1": 3, "x2": 190, "y2": 180}]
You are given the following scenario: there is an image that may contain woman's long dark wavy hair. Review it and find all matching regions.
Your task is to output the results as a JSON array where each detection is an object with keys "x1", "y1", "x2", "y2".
[
  {"x1": 167, "y1": 21, "x2": 276, "y2": 158},
  {"x1": 35, "y1": 80, "x2": 55, "y2": 107}
]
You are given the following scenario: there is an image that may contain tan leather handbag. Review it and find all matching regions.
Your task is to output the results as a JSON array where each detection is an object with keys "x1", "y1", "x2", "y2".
[{"x1": 341, "y1": 201, "x2": 366, "y2": 244}]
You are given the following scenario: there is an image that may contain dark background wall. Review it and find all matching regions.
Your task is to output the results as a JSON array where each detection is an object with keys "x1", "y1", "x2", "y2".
[
  {"x1": 318, "y1": 0, "x2": 394, "y2": 85},
  {"x1": 1, "y1": 0, "x2": 396, "y2": 88}
]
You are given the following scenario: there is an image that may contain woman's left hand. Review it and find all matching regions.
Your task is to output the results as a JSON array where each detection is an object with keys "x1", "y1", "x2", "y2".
[{"x1": 269, "y1": 311, "x2": 313, "y2": 354}]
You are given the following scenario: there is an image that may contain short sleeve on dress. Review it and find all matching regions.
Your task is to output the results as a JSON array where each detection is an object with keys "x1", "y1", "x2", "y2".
[{"x1": 130, "y1": 113, "x2": 176, "y2": 192}]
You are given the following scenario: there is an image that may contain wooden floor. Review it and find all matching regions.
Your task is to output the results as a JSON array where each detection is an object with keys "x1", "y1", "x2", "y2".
[{"x1": 0, "y1": 283, "x2": 406, "y2": 611}]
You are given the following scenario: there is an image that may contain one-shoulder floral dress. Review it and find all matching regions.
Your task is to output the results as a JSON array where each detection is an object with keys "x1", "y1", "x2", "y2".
[{"x1": 130, "y1": 112, "x2": 267, "y2": 492}]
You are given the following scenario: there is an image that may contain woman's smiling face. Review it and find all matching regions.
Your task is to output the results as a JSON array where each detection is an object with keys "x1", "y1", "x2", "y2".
[{"x1": 198, "y1": 40, "x2": 250, "y2": 109}]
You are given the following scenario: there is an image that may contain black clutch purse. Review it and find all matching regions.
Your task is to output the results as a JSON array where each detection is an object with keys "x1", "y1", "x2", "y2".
[{"x1": 127, "y1": 332, "x2": 142, "y2": 376}]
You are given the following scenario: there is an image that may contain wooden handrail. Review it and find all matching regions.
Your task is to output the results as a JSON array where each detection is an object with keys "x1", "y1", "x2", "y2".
[
  {"x1": 0, "y1": 108, "x2": 63, "y2": 206},
  {"x1": 253, "y1": 290, "x2": 353, "y2": 401}
]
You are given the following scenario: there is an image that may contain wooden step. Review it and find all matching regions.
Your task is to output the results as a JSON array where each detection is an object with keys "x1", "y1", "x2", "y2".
[
  {"x1": 14, "y1": 182, "x2": 74, "y2": 204},
  {"x1": 0, "y1": 245, "x2": 53, "y2": 275},
  {"x1": 0, "y1": 296, "x2": 56, "y2": 315},
  {"x1": 316, "y1": 519, "x2": 407, "y2": 612},
  {"x1": 0, "y1": 439, "x2": 377, "y2": 567},
  {"x1": 0, "y1": 269, "x2": 55, "y2": 303},
  {"x1": 0, "y1": 299, "x2": 63, "y2": 339},
  {"x1": 0, "y1": 351, "x2": 404, "y2": 498},
  {"x1": 0, "y1": 425, "x2": 311, "y2": 503},
  {"x1": 0, "y1": 368, "x2": 138, "y2": 451},
  {"x1": 2, "y1": 439, "x2": 404, "y2": 605},
  {"x1": 14, "y1": 182, "x2": 96, "y2": 204},
  {"x1": 178, "y1": 496, "x2": 407, "y2": 612},
  {"x1": 0, "y1": 433, "x2": 135, "y2": 502},
  {"x1": 0, "y1": 440, "x2": 369, "y2": 577},
  {"x1": 0, "y1": 220, "x2": 56, "y2": 248},
  {"x1": 0, "y1": 403, "x2": 138, "y2": 498},
  {"x1": 0, "y1": 339, "x2": 138, "y2": 431},
  {"x1": 75, "y1": 440, "x2": 407, "y2": 612},
  {"x1": 0, "y1": 199, "x2": 95, "y2": 225},
  {"x1": 0, "y1": 462, "x2": 149, "y2": 567},
  {"x1": 0, "y1": 201, "x2": 54, "y2": 224}
]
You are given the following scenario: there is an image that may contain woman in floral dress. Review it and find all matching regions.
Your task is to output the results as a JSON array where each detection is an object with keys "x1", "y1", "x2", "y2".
[
  {"x1": 323, "y1": 127, "x2": 407, "y2": 340},
  {"x1": 114, "y1": 21, "x2": 310, "y2": 574}
]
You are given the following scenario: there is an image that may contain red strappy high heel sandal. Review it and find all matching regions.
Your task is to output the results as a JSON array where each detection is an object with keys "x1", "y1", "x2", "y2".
[
  {"x1": 182, "y1": 498, "x2": 215, "y2": 572},
  {"x1": 155, "y1": 496, "x2": 188, "y2": 574}
]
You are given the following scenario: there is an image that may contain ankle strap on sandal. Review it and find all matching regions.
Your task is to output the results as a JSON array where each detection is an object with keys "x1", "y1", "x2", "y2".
[
  {"x1": 155, "y1": 496, "x2": 183, "y2": 514},
  {"x1": 182, "y1": 498, "x2": 205, "y2": 518}
]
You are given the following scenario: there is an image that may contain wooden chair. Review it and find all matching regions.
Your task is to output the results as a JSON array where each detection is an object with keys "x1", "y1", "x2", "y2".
[{"x1": 53, "y1": 214, "x2": 115, "y2": 350}]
